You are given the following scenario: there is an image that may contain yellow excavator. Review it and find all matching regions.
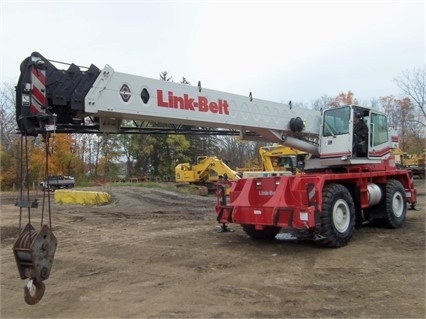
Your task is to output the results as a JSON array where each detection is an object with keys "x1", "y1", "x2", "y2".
[
  {"x1": 237, "y1": 145, "x2": 308, "y2": 178},
  {"x1": 260, "y1": 145, "x2": 309, "y2": 172},
  {"x1": 395, "y1": 149, "x2": 425, "y2": 179},
  {"x1": 175, "y1": 156, "x2": 241, "y2": 195}
]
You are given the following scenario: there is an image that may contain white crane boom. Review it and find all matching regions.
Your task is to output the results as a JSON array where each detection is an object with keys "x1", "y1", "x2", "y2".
[
  {"x1": 16, "y1": 52, "x2": 321, "y2": 154},
  {"x1": 86, "y1": 65, "x2": 321, "y2": 152}
]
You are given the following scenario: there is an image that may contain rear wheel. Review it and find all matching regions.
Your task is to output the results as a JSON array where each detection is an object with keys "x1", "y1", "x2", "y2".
[
  {"x1": 383, "y1": 179, "x2": 406, "y2": 228},
  {"x1": 318, "y1": 184, "x2": 355, "y2": 247},
  {"x1": 368, "y1": 179, "x2": 407, "y2": 228},
  {"x1": 241, "y1": 224, "x2": 281, "y2": 240}
]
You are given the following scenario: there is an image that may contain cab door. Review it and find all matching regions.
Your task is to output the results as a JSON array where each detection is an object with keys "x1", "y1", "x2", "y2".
[
  {"x1": 368, "y1": 112, "x2": 391, "y2": 159},
  {"x1": 319, "y1": 106, "x2": 352, "y2": 158}
]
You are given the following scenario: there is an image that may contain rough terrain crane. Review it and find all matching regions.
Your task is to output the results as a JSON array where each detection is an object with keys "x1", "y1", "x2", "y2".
[{"x1": 14, "y1": 52, "x2": 417, "y2": 304}]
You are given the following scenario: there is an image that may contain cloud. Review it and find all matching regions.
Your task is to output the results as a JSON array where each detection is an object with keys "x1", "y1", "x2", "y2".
[{"x1": 2, "y1": 1, "x2": 424, "y2": 103}]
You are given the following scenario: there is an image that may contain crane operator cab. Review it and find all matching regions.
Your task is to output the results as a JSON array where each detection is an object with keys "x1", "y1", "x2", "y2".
[{"x1": 319, "y1": 105, "x2": 391, "y2": 162}]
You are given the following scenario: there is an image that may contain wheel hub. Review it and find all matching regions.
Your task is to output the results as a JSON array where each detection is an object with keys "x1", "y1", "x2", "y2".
[{"x1": 333, "y1": 199, "x2": 350, "y2": 233}]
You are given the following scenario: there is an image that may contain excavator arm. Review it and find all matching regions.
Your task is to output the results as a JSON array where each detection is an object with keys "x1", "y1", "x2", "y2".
[
  {"x1": 16, "y1": 52, "x2": 322, "y2": 155},
  {"x1": 175, "y1": 156, "x2": 240, "y2": 184},
  {"x1": 259, "y1": 145, "x2": 308, "y2": 172},
  {"x1": 196, "y1": 156, "x2": 240, "y2": 182}
]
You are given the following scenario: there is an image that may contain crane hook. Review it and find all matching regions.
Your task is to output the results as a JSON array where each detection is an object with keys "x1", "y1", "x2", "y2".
[{"x1": 24, "y1": 279, "x2": 45, "y2": 305}]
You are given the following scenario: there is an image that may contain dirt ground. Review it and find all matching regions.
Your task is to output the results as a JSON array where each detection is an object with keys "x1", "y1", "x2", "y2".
[{"x1": 1, "y1": 179, "x2": 425, "y2": 319}]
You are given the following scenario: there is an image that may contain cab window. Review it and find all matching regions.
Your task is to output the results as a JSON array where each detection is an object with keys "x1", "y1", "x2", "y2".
[
  {"x1": 371, "y1": 113, "x2": 388, "y2": 146},
  {"x1": 323, "y1": 106, "x2": 350, "y2": 137}
]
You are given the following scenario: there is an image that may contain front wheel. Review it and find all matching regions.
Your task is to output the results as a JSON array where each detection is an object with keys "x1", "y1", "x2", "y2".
[{"x1": 318, "y1": 184, "x2": 355, "y2": 247}]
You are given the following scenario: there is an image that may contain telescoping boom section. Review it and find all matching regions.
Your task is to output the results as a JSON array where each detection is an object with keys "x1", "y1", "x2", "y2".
[
  {"x1": 16, "y1": 52, "x2": 417, "y2": 248},
  {"x1": 16, "y1": 52, "x2": 321, "y2": 155}
]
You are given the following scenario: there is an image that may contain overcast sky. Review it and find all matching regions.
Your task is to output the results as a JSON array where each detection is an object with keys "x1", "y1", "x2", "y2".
[{"x1": 1, "y1": 0, "x2": 424, "y2": 105}]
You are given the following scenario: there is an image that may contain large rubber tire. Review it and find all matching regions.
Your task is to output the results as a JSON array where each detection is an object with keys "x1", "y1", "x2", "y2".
[
  {"x1": 241, "y1": 224, "x2": 281, "y2": 240},
  {"x1": 383, "y1": 179, "x2": 406, "y2": 228},
  {"x1": 318, "y1": 183, "x2": 355, "y2": 247}
]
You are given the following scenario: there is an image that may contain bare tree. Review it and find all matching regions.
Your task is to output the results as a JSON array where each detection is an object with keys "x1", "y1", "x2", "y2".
[
  {"x1": 310, "y1": 95, "x2": 333, "y2": 111},
  {"x1": 181, "y1": 77, "x2": 190, "y2": 85},
  {"x1": 159, "y1": 71, "x2": 173, "y2": 82},
  {"x1": 0, "y1": 82, "x2": 17, "y2": 149},
  {"x1": 394, "y1": 66, "x2": 426, "y2": 127},
  {"x1": 217, "y1": 136, "x2": 262, "y2": 169},
  {"x1": 369, "y1": 97, "x2": 380, "y2": 110}
]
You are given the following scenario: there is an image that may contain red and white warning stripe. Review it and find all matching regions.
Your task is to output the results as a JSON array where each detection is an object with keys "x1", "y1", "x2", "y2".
[{"x1": 30, "y1": 68, "x2": 46, "y2": 114}]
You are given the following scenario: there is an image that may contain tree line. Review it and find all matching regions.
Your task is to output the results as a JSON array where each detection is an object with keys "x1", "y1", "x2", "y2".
[{"x1": 0, "y1": 67, "x2": 424, "y2": 190}]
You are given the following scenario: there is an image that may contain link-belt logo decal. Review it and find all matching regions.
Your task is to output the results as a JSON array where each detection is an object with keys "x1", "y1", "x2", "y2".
[
  {"x1": 157, "y1": 90, "x2": 229, "y2": 115},
  {"x1": 120, "y1": 84, "x2": 131, "y2": 102}
]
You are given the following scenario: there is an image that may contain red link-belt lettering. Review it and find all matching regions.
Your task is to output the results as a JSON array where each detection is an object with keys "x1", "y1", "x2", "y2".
[{"x1": 157, "y1": 90, "x2": 229, "y2": 115}]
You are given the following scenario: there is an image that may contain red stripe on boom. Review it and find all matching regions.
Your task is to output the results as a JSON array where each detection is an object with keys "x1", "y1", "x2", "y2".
[
  {"x1": 30, "y1": 103, "x2": 39, "y2": 114},
  {"x1": 30, "y1": 67, "x2": 46, "y2": 111},
  {"x1": 31, "y1": 68, "x2": 46, "y2": 85},
  {"x1": 32, "y1": 86, "x2": 46, "y2": 107}
]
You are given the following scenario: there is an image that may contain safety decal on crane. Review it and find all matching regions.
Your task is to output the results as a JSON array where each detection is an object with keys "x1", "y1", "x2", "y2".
[
  {"x1": 157, "y1": 90, "x2": 230, "y2": 115},
  {"x1": 30, "y1": 68, "x2": 46, "y2": 114},
  {"x1": 119, "y1": 84, "x2": 131, "y2": 102}
]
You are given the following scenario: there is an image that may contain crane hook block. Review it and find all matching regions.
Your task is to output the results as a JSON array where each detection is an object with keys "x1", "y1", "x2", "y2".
[{"x1": 13, "y1": 224, "x2": 57, "y2": 304}]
